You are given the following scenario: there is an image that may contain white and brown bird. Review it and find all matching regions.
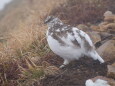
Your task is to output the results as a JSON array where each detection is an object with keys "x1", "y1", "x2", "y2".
[{"x1": 45, "y1": 16, "x2": 104, "y2": 68}]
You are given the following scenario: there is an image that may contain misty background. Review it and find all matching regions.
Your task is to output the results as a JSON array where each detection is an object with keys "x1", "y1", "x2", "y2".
[{"x1": 0, "y1": 0, "x2": 12, "y2": 10}]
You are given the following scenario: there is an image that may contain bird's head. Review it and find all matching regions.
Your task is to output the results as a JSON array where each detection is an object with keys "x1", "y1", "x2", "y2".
[{"x1": 44, "y1": 16, "x2": 63, "y2": 26}]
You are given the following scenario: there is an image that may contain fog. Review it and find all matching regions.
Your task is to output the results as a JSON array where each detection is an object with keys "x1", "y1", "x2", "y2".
[{"x1": 0, "y1": 0, "x2": 12, "y2": 10}]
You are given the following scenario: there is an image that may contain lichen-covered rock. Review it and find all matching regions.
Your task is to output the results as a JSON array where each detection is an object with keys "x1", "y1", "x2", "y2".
[
  {"x1": 97, "y1": 40, "x2": 115, "y2": 62},
  {"x1": 107, "y1": 63, "x2": 115, "y2": 79}
]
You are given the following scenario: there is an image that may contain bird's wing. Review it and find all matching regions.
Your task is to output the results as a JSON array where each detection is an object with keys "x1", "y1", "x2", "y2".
[
  {"x1": 72, "y1": 27, "x2": 94, "y2": 48},
  {"x1": 64, "y1": 30, "x2": 81, "y2": 47}
]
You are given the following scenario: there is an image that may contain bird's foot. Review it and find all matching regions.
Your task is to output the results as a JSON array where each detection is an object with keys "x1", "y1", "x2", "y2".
[
  {"x1": 60, "y1": 59, "x2": 70, "y2": 68},
  {"x1": 59, "y1": 64, "x2": 66, "y2": 69}
]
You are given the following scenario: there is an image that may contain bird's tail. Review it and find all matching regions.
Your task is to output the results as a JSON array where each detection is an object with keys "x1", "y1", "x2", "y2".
[
  {"x1": 95, "y1": 52, "x2": 104, "y2": 63},
  {"x1": 89, "y1": 51, "x2": 104, "y2": 63}
]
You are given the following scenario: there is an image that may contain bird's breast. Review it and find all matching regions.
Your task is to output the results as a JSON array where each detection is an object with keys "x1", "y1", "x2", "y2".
[{"x1": 47, "y1": 35, "x2": 83, "y2": 60}]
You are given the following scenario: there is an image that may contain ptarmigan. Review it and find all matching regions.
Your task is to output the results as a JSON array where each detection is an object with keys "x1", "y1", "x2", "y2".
[{"x1": 45, "y1": 16, "x2": 104, "y2": 68}]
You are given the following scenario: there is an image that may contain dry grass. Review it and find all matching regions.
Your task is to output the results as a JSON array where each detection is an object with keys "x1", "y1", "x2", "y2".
[
  {"x1": 0, "y1": 0, "x2": 66, "y2": 60},
  {"x1": 0, "y1": 0, "x2": 66, "y2": 85}
]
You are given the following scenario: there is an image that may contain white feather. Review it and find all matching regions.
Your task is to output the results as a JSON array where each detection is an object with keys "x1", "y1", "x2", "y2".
[{"x1": 47, "y1": 35, "x2": 83, "y2": 61}]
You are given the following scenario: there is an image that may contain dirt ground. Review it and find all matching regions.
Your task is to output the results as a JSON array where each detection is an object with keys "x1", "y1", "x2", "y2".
[{"x1": 40, "y1": 54, "x2": 115, "y2": 86}]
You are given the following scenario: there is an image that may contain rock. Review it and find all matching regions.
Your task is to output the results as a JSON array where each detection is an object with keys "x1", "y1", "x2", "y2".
[
  {"x1": 99, "y1": 24, "x2": 108, "y2": 32},
  {"x1": 104, "y1": 16, "x2": 115, "y2": 23},
  {"x1": 77, "y1": 24, "x2": 102, "y2": 45},
  {"x1": 99, "y1": 22, "x2": 109, "y2": 26},
  {"x1": 97, "y1": 40, "x2": 115, "y2": 62},
  {"x1": 86, "y1": 76, "x2": 115, "y2": 86},
  {"x1": 106, "y1": 23, "x2": 115, "y2": 29},
  {"x1": 100, "y1": 11, "x2": 115, "y2": 33},
  {"x1": 105, "y1": 23, "x2": 115, "y2": 34},
  {"x1": 87, "y1": 31, "x2": 101, "y2": 45},
  {"x1": 104, "y1": 11, "x2": 113, "y2": 17},
  {"x1": 107, "y1": 63, "x2": 115, "y2": 79},
  {"x1": 99, "y1": 32, "x2": 113, "y2": 40},
  {"x1": 112, "y1": 37, "x2": 115, "y2": 40},
  {"x1": 99, "y1": 23, "x2": 115, "y2": 34},
  {"x1": 85, "y1": 79, "x2": 110, "y2": 86},
  {"x1": 90, "y1": 25, "x2": 101, "y2": 31},
  {"x1": 104, "y1": 11, "x2": 115, "y2": 23},
  {"x1": 77, "y1": 24, "x2": 91, "y2": 32},
  {"x1": 112, "y1": 63, "x2": 115, "y2": 66},
  {"x1": 95, "y1": 32, "x2": 113, "y2": 48}
]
